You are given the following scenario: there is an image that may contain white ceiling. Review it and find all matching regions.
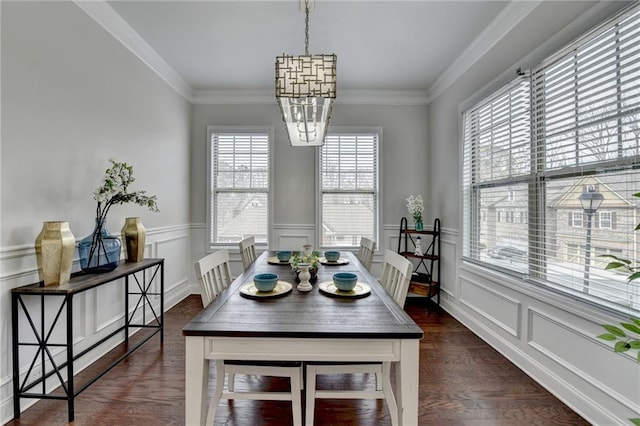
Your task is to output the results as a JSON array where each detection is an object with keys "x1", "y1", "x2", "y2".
[{"x1": 81, "y1": 1, "x2": 552, "y2": 102}]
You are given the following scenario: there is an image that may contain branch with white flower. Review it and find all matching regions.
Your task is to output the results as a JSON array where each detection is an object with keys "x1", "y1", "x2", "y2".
[
  {"x1": 406, "y1": 195, "x2": 424, "y2": 223},
  {"x1": 87, "y1": 159, "x2": 159, "y2": 266}
]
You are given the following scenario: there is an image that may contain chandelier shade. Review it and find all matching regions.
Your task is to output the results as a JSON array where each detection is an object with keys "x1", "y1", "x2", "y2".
[
  {"x1": 275, "y1": 0, "x2": 337, "y2": 147},
  {"x1": 275, "y1": 54, "x2": 337, "y2": 146}
]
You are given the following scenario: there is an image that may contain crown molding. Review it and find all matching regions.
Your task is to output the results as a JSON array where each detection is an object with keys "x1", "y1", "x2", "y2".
[
  {"x1": 192, "y1": 88, "x2": 430, "y2": 106},
  {"x1": 73, "y1": 0, "x2": 535, "y2": 107},
  {"x1": 426, "y1": 0, "x2": 542, "y2": 103},
  {"x1": 73, "y1": 0, "x2": 193, "y2": 101}
]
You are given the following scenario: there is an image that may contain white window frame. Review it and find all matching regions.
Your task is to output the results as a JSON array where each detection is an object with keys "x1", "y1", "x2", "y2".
[
  {"x1": 316, "y1": 126, "x2": 382, "y2": 249},
  {"x1": 206, "y1": 126, "x2": 274, "y2": 250},
  {"x1": 572, "y1": 211, "x2": 584, "y2": 228},
  {"x1": 599, "y1": 211, "x2": 612, "y2": 229},
  {"x1": 461, "y1": 3, "x2": 640, "y2": 316}
]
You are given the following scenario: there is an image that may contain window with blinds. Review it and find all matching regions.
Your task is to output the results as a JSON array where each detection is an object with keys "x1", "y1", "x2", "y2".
[
  {"x1": 208, "y1": 128, "x2": 270, "y2": 245},
  {"x1": 320, "y1": 132, "x2": 378, "y2": 247},
  {"x1": 462, "y1": 3, "x2": 640, "y2": 315}
]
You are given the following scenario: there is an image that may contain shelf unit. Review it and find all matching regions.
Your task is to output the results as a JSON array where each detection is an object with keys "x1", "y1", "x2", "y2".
[{"x1": 397, "y1": 217, "x2": 440, "y2": 305}]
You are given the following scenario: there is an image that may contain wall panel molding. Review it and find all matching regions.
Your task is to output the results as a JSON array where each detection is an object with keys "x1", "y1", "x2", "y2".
[{"x1": 459, "y1": 276, "x2": 521, "y2": 338}]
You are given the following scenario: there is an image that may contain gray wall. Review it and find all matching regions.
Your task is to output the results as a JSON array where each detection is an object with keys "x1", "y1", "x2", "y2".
[
  {"x1": 1, "y1": 2, "x2": 192, "y2": 421},
  {"x1": 429, "y1": 1, "x2": 639, "y2": 424},
  {"x1": 190, "y1": 102, "x2": 429, "y2": 274}
]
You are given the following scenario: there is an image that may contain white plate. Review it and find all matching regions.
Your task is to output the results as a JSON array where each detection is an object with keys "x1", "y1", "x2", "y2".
[
  {"x1": 318, "y1": 281, "x2": 371, "y2": 298},
  {"x1": 319, "y1": 257, "x2": 350, "y2": 265},
  {"x1": 267, "y1": 256, "x2": 293, "y2": 265},
  {"x1": 240, "y1": 281, "x2": 293, "y2": 299}
]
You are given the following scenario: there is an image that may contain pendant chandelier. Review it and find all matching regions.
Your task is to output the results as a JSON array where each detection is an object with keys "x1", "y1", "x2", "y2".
[{"x1": 275, "y1": 0, "x2": 337, "y2": 147}]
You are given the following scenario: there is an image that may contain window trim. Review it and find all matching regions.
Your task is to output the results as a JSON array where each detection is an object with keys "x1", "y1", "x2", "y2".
[
  {"x1": 459, "y1": 2, "x2": 640, "y2": 317},
  {"x1": 206, "y1": 125, "x2": 274, "y2": 251},
  {"x1": 315, "y1": 126, "x2": 382, "y2": 249}
]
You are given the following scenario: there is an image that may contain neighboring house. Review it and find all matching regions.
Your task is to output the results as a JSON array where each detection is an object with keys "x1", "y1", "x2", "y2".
[
  {"x1": 549, "y1": 176, "x2": 638, "y2": 268},
  {"x1": 321, "y1": 202, "x2": 374, "y2": 247},
  {"x1": 481, "y1": 176, "x2": 640, "y2": 269}
]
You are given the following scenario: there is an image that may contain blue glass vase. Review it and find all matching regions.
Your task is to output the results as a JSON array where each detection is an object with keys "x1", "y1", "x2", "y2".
[
  {"x1": 414, "y1": 219, "x2": 424, "y2": 231},
  {"x1": 78, "y1": 220, "x2": 121, "y2": 273}
]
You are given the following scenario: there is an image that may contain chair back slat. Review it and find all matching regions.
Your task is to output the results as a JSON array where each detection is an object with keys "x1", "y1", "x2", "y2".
[
  {"x1": 356, "y1": 237, "x2": 376, "y2": 271},
  {"x1": 380, "y1": 249, "x2": 413, "y2": 306},
  {"x1": 195, "y1": 249, "x2": 233, "y2": 307},
  {"x1": 239, "y1": 236, "x2": 257, "y2": 270}
]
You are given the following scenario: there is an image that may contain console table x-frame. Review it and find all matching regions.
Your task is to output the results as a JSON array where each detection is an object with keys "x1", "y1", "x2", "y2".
[{"x1": 11, "y1": 258, "x2": 164, "y2": 422}]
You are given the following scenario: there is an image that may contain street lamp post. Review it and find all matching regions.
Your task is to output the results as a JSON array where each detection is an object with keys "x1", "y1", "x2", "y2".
[{"x1": 579, "y1": 187, "x2": 604, "y2": 294}]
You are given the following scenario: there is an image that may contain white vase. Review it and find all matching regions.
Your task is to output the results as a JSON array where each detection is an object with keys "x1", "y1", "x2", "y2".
[
  {"x1": 35, "y1": 221, "x2": 75, "y2": 286},
  {"x1": 297, "y1": 262, "x2": 313, "y2": 292}
]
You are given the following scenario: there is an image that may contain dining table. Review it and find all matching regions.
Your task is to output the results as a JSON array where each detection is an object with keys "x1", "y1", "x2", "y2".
[{"x1": 182, "y1": 250, "x2": 424, "y2": 425}]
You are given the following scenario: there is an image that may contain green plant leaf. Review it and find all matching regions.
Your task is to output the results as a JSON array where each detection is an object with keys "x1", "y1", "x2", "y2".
[
  {"x1": 601, "y1": 254, "x2": 632, "y2": 263},
  {"x1": 603, "y1": 324, "x2": 626, "y2": 337},
  {"x1": 615, "y1": 341, "x2": 631, "y2": 352},
  {"x1": 632, "y1": 318, "x2": 640, "y2": 327},
  {"x1": 605, "y1": 261, "x2": 628, "y2": 270},
  {"x1": 630, "y1": 418, "x2": 640, "y2": 425},
  {"x1": 597, "y1": 333, "x2": 618, "y2": 341},
  {"x1": 629, "y1": 340, "x2": 640, "y2": 350},
  {"x1": 622, "y1": 323, "x2": 640, "y2": 334},
  {"x1": 629, "y1": 271, "x2": 640, "y2": 282}
]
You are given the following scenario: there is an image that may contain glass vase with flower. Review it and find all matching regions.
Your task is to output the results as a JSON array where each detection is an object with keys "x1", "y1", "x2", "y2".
[
  {"x1": 406, "y1": 194, "x2": 424, "y2": 231},
  {"x1": 78, "y1": 159, "x2": 159, "y2": 273}
]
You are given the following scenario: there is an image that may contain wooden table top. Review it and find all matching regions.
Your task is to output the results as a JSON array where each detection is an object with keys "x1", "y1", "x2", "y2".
[{"x1": 182, "y1": 251, "x2": 423, "y2": 340}]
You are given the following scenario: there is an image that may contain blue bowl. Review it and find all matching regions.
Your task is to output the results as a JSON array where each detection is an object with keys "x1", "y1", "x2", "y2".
[
  {"x1": 276, "y1": 251, "x2": 292, "y2": 262},
  {"x1": 324, "y1": 250, "x2": 341, "y2": 262},
  {"x1": 333, "y1": 272, "x2": 358, "y2": 291},
  {"x1": 254, "y1": 273, "x2": 279, "y2": 292}
]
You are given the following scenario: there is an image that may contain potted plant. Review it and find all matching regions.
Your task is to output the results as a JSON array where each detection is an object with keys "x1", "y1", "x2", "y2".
[
  {"x1": 78, "y1": 159, "x2": 158, "y2": 273},
  {"x1": 406, "y1": 195, "x2": 424, "y2": 231},
  {"x1": 291, "y1": 250, "x2": 320, "y2": 282}
]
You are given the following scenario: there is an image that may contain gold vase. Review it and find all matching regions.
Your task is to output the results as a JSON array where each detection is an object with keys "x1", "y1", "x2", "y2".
[
  {"x1": 35, "y1": 221, "x2": 75, "y2": 286},
  {"x1": 121, "y1": 217, "x2": 146, "y2": 262}
]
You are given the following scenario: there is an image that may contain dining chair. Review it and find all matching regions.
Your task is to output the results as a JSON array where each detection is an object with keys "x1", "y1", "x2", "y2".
[
  {"x1": 194, "y1": 250, "x2": 303, "y2": 426},
  {"x1": 356, "y1": 236, "x2": 376, "y2": 271},
  {"x1": 305, "y1": 249, "x2": 413, "y2": 426},
  {"x1": 238, "y1": 236, "x2": 257, "y2": 270}
]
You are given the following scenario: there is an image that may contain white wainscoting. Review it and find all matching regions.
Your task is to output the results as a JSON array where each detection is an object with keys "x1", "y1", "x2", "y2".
[
  {"x1": 0, "y1": 224, "x2": 192, "y2": 424},
  {"x1": 443, "y1": 227, "x2": 640, "y2": 424}
]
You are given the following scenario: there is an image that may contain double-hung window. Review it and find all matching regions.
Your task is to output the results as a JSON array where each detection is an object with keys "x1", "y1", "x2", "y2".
[
  {"x1": 319, "y1": 129, "x2": 379, "y2": 247},
  {"x1": 462, "y1": 4, "x2": 640, "y2": 315},
  {"x1": 207, "y1": 126, "x2": 271, "y2": 247}
]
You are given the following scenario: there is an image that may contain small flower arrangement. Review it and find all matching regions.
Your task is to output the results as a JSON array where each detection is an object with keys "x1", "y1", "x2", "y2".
[
  {"x1": 291, "y1": 250, "x2": 320, "y2": 270},
  {"x1": 406, "y1": 195, "x2": 424, "y2": 223}
]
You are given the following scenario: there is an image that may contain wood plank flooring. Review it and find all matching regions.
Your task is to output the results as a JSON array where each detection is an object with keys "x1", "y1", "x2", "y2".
[{"x1": 5, "y1": 295, "x2": 588, "y2": 426}]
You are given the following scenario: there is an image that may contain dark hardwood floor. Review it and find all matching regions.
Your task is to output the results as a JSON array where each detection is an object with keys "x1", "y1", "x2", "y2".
[{"x1": 5, "y1": 295, "x2": 588, "y2": 426}]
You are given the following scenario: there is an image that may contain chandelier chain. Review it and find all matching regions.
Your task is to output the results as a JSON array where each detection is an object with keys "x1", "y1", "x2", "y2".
[{"x1": 304, "y1": 0, "x2": 310, "y2": 55}]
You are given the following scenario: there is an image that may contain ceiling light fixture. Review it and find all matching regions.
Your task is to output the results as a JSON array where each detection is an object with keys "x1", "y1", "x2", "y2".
[{"x1": 275, "y1": 0, "x2": 337, "y2": 147}]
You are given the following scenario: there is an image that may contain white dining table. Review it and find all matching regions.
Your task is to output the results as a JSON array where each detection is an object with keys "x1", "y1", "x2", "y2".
[{"x1": 182, "y1": 250, "x2": 423, "y2": 425}]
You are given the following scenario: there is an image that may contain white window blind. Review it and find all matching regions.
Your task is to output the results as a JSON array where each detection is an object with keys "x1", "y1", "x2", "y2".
[
  {"x1": 462, "y1": 3, "x2": 640, "y2": 315},
  {"x1": 320, "y1": 132, "x2": 378, "y2": 247},
  {"x1": 462, "y1": 75, "x2": 531, "y2": 274},
  {"x1": 210, "y1": 130, "x2": 270, "y2": 245}
]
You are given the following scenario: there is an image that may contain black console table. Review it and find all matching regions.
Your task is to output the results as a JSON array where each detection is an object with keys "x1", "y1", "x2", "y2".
[{"x1": 11, "y1": 258, "x2": 164, "y2": 422}]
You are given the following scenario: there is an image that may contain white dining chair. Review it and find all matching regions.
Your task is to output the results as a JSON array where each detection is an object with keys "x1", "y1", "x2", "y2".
[
  {"x1": 356, "y1": 236, "x2": 376, "y2": 271},
  {"x1": 195, "y1": 250, "x2": 303, "y2": 426},
  {"x1": 238, "y1": 236, "x2": 257, "y2": 270},
  {"x1": 195, "y1": 249, "x2": 233, "y2": 307},
  {"x1": 305, "y1": 249, "x2": 413, "y2": 426}
]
